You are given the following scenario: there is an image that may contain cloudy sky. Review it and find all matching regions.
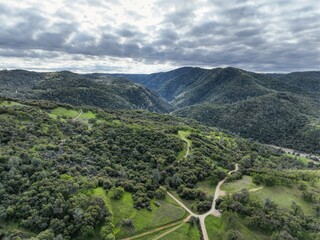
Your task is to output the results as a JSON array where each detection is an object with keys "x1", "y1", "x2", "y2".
[{"x1": 0, "y1": 0, "x2": 319, "y2": 73}]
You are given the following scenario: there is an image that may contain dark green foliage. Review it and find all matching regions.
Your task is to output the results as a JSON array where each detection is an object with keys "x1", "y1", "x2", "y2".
[
  {"x1": 0, "y1": 70, "x2": 172, "y2": 113},
  {"x1": 119, "y1": 67, "x2": 320, "y2": 154},
  {"x1": 0, "y1": 99, "x2": 318, "y2": 239}
]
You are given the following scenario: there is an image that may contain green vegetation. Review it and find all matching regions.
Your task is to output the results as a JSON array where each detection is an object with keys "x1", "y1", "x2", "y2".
[
  {"x1": 121, "y1": 67, "x2": 320, "y2": 153},
  {"x1": 222, "y1": 175, "x2": 258, "y2": 193},
  {"x1": 251, "y1": 185, "x2": 315, "y2": 215},
  {"x1": 205, "y1": 214, "x2": 270, "y2": 240},
  {"x1": 92, "y1": 188, "x2": 186, "y2": 238},
  {"x1": 0, "y1": 70, "x2": 172, "y2": 113},
  {"x1": 0, "y1": 98, "x2": 319, "y2": 239},
  {"x1": 50, "y1": 107, "x2": 79, "y2": 118},
  {"x1": 157, "y1": 222, "x2": 200, "y2": 240}
]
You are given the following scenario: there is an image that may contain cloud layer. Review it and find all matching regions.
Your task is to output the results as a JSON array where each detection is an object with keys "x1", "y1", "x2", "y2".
[{"x1": 0, "y1": 0, "x2": 319, "y2": 73}]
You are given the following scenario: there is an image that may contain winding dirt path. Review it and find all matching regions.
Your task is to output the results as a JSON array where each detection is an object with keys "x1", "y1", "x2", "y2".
[
  {"x1": 163, "y1": 164, "x2": 239, "y2": 240},
  {"x1": 73, "y1": 109, "x2": 83, "y2": 121},
  {"x1": 178, "y1": 132, "x2": 190, "y2": 159}
]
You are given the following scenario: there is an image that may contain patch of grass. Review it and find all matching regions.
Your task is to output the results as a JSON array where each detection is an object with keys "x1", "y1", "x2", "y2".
[
  {"x1": 50, "y1": 107, "x2": 79, "y2": 119},
  {"x1": 92, "y1": 188, "x2": 186, "y2": 238},
  {"x1": 78, "y1": 110, "x2": 96, "y2": 124},
  {"x1": 284, "y1": 153, "x2": 317, "y2": 165},
  {"x1": 157, "y1": 222, "x2": 200, "y2": 240},
  {"x1": 135, "y1": 225, "x2": 180, "y2": 240},
  {"x1": 0, "y1": 101, "x2": 23, "y2": 107},
  {"x1": 177, "y1": 130, "x2": 192, "y2": 160},
  {"x1": 205, "y1": 214, "x2": 270, "y2": 240},
  {"x1": 205, "y1": 215, "x2": 224, "y2": 240},
  {"x1": 196, "y1": 180, "x2": 216, "y2": 197},
  {"x1": 221, "y1": 175, "x2": 258, "y2": 193},
  {"x1": 250, "y1": 185, "x2": 315, "y2": 215}
]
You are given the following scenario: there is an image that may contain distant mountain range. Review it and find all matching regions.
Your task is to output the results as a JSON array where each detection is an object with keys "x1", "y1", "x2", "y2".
[
  {"x1": 0, "y1": 70, "x2": 171, "y2": 113},
  {"x1": 0, "y1": 67, "x2": 319, "y2": 153},
  {"x1": 115, "y1": 67, "x2": 320, "y2": 154}
]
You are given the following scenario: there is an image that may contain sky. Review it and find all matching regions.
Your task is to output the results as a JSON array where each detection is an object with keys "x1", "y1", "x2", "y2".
[{"x1": 0, "y1": 0, "x2": 319, "y2": 73}]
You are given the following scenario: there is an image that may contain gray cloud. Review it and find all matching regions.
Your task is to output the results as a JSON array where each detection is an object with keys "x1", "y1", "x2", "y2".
[{"x1": 0, "y1": 0, "x2": 319, "y2": 73}]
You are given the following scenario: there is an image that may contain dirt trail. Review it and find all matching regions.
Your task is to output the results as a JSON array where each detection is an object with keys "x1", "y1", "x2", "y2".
[
  {"x1": 152, "y1": 215, "x2": 191, "y2": 240},
  {"x1": 179, "y1": 132, "x2": 190, "y2": 159},
  {"x1": 121, "y1": 216, "x2": 190, "y2": 240},
  {"x1": 73, "y1": 109, "x2": 83, "y2": 121},
  {"x1": 121, "y1": 163, "x2": 239, "y2": 240},
  {"x1": 249, "y1": 187, "x2": 263, "y2": 192},
  {"x1": 267, "y1": 144, "x2": 320, "y2": 162},
  {"x1": 165, "y1": 164, "x2": 239, "y2": 240}
]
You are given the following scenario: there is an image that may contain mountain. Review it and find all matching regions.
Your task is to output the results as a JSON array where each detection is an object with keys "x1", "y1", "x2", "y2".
[
  {"x1": 116, "y1": 67, "x2": 320, "y2": 153},
  {"x1": 0, "y1": 70, "x2": 172, "y2": 113}
]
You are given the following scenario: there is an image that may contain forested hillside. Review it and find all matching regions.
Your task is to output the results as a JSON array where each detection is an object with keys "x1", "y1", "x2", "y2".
[
  {"x1": 0, "y1": 70, "x2": 171, "y2": 113},
  {"x1": 118, "y1": 67, "x2": 320, "y2": 154},
  {"x1": 0, "y1": 98, "x2": 319, "y2": 240}
]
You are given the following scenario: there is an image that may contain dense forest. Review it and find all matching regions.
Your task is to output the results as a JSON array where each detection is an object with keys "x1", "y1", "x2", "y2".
[
  {"x1": 0, "y1": 98, "x2": 319, "y2": 239},
  {"x1": 117, "y1": 67, "x2": 320, "y2": 154},
  {"x1": 0, "y1": 70, "x2": 171, "y2": 113}
]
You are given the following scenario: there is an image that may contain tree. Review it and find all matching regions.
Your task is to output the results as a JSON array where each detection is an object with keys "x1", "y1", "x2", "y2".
[
  {"x1": 110, "y1": 187, "x2": 124, "y2": 200},
  {"x1": 155, "y1": 188, "x2": 166, "y2": 199}
]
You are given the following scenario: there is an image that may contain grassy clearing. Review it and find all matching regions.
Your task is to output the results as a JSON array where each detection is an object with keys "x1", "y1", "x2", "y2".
[
  {"x1": 284, "y1": 153, "x2": 317, "y2": 165},
  {"x1": 0, "y1": 101, "x2": 24, "y2": 107},
  {"x1": 157, "y1": 222, "x2": 200, "y2": 240},
  {"x1": 92, "y1": 188, "x2": 186, "y2": 238},
  {"x1": 50, "y1": 107, "x2": 79, "y2": 119},
  {"x1": 205, "y1": 214, "x2": 270, "y2": 240},
  {"x1": 221, "y1": 175, "x2": 259, "y2": 193},
  {"x1": 77, "y1": 110, "x2": 96, "y2": 124},
  {"x1": 196, "y1": 180, "x2": 216, "y2": 197},
  {"x1": 177, "y1": 130, "x2": 192, "y2": 160},
  {"x1": 251, "y1": 185, "x2": 315, "y2": 215},
  {"x1": 205, "y1": 215, "x2": 224, "y2": 240}
]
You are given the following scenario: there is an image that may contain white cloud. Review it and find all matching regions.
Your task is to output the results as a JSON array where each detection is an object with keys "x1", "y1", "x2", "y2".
[{"x1": 0, "y1": 0, "x2": 319, "y2": 73}]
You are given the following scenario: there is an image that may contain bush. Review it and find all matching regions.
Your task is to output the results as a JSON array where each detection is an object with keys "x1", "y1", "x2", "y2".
[{"x1": 109, "y1": 187, "x2": 124, "y2": 200}]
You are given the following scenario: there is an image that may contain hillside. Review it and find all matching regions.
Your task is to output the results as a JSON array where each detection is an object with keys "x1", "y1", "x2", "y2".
[
  {"x1": 118, "y1": 67, "x2": 320, "y2": 154},
  {"x1": 0, "y1": 70, "x2": 171, "y2": 113},
  {"x1": 0, "y1": 98, "x2": 319, "y2": 240}
]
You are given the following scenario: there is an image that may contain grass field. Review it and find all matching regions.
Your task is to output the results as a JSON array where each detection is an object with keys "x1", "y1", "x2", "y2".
[
  {"x1": 157, "y1": 222, "x2": 200, "y2": 240},
  {"x1": 77, "y1": 110, "x2": 96, "y2": 124},
  {"x1": 177, "y1": 130, "x2": 192, "y2": 160},
  {"x1": 50, "y1": 107, "x2": 79, "y2": 119},
  {"x1": 284, "y1": 153, "x2": 318, "y2": 165},
  {"x1": 0, "y1": 101, "x2": 24, "y2": 107},
  {"x1": 135, "y1": 224, "x2": 180, "y2": 240},
  {"x1": 221, "y1": 175, "x2": 258, "y2": 193},
  {"x1": 250, "y1": 185, "x2": 315, "y2": 215},
  {"x1": 92, "y1": 188, "x2": 186, "y2": 238},
  {"x1": 205, "y1": 214, "x2": 270, "y2": 240},
  {"x1": 196, "y1": 180, "x2": 216, "y2": 197}
]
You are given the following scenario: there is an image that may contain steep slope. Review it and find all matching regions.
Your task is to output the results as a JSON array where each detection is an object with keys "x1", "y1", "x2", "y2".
[
  {"x1": 118, "y1": 67, "x2": 320, "y2": 153},
  {"x1": 0, "y1": 70, "x2": 172, "y2": 113},
  {"x1": 174, "y1": 93, "x2": 320, "y2": 153}
]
